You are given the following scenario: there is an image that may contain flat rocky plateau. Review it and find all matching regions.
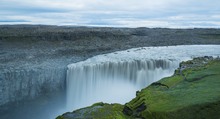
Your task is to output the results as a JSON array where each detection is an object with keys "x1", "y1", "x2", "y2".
[{"x1": 1, "y1": 25, "x2": 220, "y2": 71}]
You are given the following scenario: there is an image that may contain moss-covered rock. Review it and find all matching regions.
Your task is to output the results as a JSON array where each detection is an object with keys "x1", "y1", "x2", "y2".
[
  {"x1": 57, "y1": 57, "x2": 220, "y2": 119},
  {"x1": 57, "y1": 103, "x2": 128, "y2": 119}
]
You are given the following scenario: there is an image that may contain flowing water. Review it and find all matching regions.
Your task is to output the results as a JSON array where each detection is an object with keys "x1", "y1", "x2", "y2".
[
  {"x1": 66, "y1": 45, "x2": 220, "y2": 111},
  {"x1": 1, "y1": 45, "x2": 220, "y2": 119},
  {"x1": 67, "y1": 59, "x2": 178, "y2": 110}
]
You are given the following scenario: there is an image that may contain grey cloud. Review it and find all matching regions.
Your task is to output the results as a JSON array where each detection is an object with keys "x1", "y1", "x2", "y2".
[
  {"x1": 0, "y1": 0, "x2": 219, "y2": 28},
  {"x1": 0, "y1": 19, "x2": 30, "y2": 22},
  {"x1": 0, "y1": 1, "x2": 68, "y2": 15}
]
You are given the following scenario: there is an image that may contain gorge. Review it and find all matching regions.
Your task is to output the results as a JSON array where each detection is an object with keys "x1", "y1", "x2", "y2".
[{"x1": 0, "y1": 26, "x2": 220, "y2": 119}]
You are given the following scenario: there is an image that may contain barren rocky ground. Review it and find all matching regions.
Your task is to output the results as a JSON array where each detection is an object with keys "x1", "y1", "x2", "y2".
[{"x1": 1, "y1": 25, "x2": 220, "y2": 71}]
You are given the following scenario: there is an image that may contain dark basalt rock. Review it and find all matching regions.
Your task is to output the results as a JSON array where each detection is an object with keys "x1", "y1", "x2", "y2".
[
  {"x1": 123, "y1": 105, "x2": 133, "y2": 116},
  {"x1": 136, "y1": 91, "x2": 140, "y2": 96},
  {"x1": 123, "y1": 102, "x2": 147, "y2": 118},
  {"x1": 151, "y1": 82, "x2": 169, "y2": 89},
  {"x1": 135, "y1": 102, "x2": 147, "y2": 113}
]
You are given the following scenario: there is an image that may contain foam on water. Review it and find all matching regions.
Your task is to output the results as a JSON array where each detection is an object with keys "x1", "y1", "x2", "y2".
[{"x1": 66, "y1": 45, "x2": 220, "y2": 110}]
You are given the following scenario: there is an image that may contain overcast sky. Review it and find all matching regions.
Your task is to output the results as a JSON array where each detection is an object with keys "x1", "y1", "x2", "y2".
[{"x1": 0, "y1": 0, "x2": 220, "y2": 28}]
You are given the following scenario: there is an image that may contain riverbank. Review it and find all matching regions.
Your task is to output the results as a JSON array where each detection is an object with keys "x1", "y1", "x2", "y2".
[{"x1": 57, "y1": 57, "x2": 220, "y2": 119}]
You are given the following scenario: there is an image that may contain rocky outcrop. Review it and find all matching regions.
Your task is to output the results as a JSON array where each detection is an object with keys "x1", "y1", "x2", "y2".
[
  {"x1": 150, "y1": 82, "x2": 169, "y2": 88},
  {"x1": 0, "y1": 67, "x2": 66, "y2": 106}
]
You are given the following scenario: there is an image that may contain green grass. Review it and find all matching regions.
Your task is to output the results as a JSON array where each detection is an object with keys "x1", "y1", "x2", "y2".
[
  {"x1": 126, "y1": 60, "x2": 220, "y2": 118},
  {"x1": 59, "y1": 103, "x2": 129, "y2": 119}
]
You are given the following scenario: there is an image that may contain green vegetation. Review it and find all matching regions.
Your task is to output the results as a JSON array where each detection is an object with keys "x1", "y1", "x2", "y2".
[
  {"x1": 58, "y1": 57, "x2": 220, "y2": 119},
  {"x1": 58, "y1": 103, "x2": 128, "y2": 119}
]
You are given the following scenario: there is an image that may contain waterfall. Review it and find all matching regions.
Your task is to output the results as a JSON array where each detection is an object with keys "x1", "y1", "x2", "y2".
[
  {"x1": 67, "y1": 60, "x2": 178, "y2": 109},
  {"x1": 67, "y1": 59, "x2": 178, "y2": 110},
  {"x1": 66, "y1": 45, "x2": 220, "y2": 111}
]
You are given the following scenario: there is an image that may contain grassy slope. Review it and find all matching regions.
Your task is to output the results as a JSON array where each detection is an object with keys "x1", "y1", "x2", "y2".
[
  {"x1": 58, "y1": 58, "x2": 220, "y2": 119},
  {"x1": 57, "y1": 102, "x2": 128, "y2": 119}
]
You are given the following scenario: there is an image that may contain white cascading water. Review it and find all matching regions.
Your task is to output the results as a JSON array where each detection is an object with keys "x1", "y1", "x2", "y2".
[
  {"x1": 66, "y1": 45, "x2": 220, "y2": 110},
  {"x1": 67, "y1": 59, "x2": 178, "y2": 109}
]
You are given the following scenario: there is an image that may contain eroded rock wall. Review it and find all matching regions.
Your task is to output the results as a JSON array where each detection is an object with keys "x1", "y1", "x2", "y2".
[{"x1": 0, "y1": 67, "x2": 66, "y2": 106}]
